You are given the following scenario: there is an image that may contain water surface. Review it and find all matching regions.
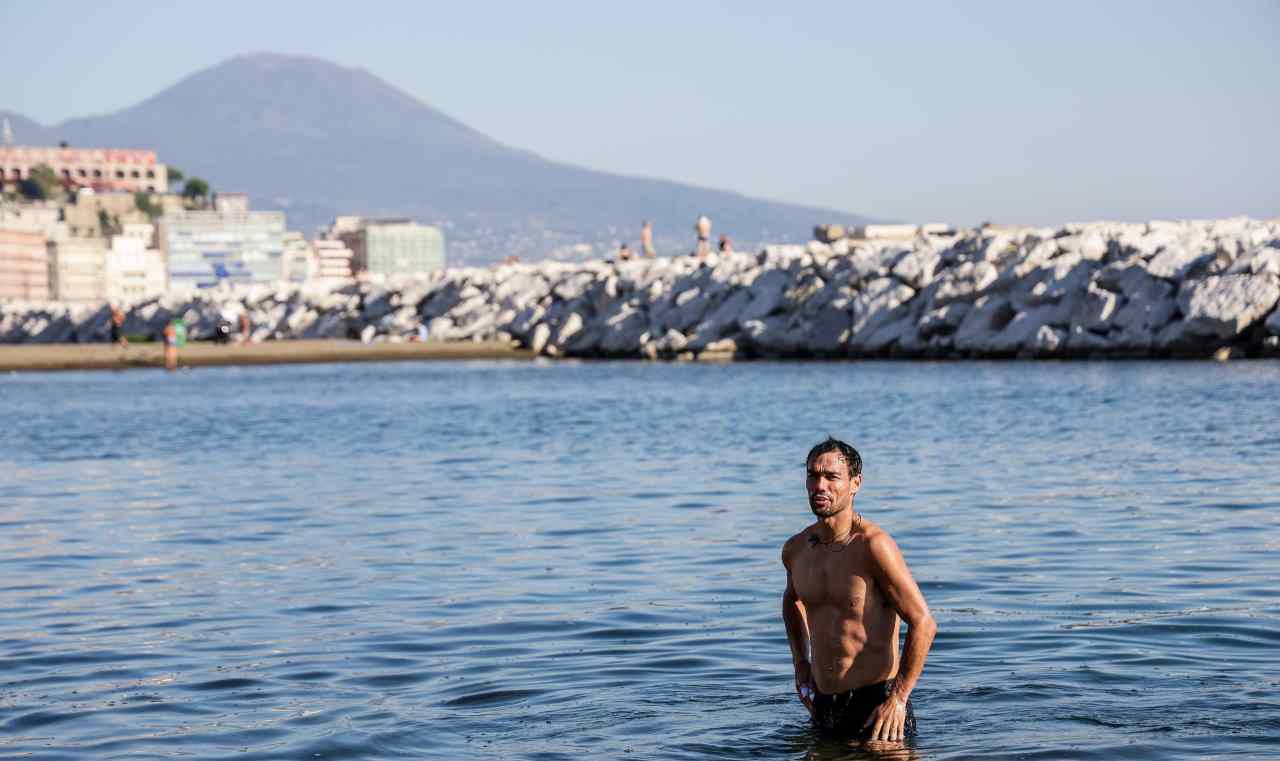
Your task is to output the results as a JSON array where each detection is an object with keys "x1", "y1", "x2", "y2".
[{"x1": 1, "y1": 360, "x2": 1278, "y2": 759}]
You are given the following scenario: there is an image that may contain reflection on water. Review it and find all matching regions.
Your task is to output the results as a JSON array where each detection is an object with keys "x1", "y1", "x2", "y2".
[{"x1": 1, "y1": 360, "x2": 1278, "y2": 760}]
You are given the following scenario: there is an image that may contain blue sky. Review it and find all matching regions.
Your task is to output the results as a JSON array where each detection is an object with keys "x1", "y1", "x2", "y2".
[{"x1": 2, "y1": 0, "x2": 1276, "y2": 225}]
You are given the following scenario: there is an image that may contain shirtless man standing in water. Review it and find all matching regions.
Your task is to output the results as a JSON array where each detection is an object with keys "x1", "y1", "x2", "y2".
[{"x1": 782, "y1": 438, "x2": 936, "y2": 742}]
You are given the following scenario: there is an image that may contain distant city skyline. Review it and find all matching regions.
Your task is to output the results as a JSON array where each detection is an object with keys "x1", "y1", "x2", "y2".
[{"x1": 2, "y1": 1, "x2": 1277, "y2": 226}]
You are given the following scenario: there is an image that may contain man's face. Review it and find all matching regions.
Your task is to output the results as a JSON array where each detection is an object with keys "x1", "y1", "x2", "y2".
[{"x1": 806, "y1": 451, "x2": 861, "y2": 518}]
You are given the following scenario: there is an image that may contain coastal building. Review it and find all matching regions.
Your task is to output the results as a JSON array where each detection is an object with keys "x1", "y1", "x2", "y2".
[
  {"x1": 0, "y1": 145, "x2": 167, "y2": 194},
  {"x1": 119, "y1": 221, "x2": 157, "y2": 246},
  {"x1": 850, "y1": 224, "x2": 920, "y2": 240},
  {"x1": 104, "y1": 234, "x2": 166, "y2": 305},
  {"x1": 0, "y1": 228, "x2": 50, "y2": 301},
  {"x1": 63, "y1": 191, "x2": 152, "y2": 238},
  {"x1": 0, "y1": 203, "x2": 61, "y2": 233},
  {"x1": 48, "y1": 237, "x2": 109, "y2": 302},
  {"x1": 281, "y1": 231, "x2": 314, "y2": 284},
  {"x1": 213, "y1": 192, "x2": 250, "y2": 214},
  {"x1": 338, "y1": 219, "x2": 446, "y2": 277},
  {"x1": 313, "y1": 238, "x2": 355, "y2": 286},
  {"x1": 325, "y1": 216, "x2": 364, "y2": 238},
  {"x1": 159, "y1": 209, "x2": 287, "y2": 289}
]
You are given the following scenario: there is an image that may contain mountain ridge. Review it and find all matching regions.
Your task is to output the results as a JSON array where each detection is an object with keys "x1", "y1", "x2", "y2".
[{"x1": 2, "y1": 53, "x2": 871, "y2": 264}]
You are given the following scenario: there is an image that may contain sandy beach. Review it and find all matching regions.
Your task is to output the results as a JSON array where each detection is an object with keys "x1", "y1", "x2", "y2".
[{"x1": 0, "y1": 339, "x2": 533, "y2": 372}]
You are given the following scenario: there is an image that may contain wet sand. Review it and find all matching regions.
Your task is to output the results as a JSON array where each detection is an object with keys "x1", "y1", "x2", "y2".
[{"x1": 0, "y1": 340, "x2": 534, "y2": 372}]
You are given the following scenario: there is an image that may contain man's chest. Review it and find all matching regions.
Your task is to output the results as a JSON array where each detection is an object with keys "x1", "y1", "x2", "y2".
[{"x1": 792, "y1": 550, "x2": 875, "y2": 610}]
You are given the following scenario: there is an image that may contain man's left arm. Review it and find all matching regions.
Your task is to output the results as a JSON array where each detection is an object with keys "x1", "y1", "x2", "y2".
[{"x1": 864, "y1": 532, "x2": 937, "y2": 742}]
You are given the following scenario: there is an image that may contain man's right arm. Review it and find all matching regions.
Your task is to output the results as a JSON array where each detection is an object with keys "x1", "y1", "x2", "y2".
[{"x1": 782, "y1": 543, "x2": 815, "y2": 714}]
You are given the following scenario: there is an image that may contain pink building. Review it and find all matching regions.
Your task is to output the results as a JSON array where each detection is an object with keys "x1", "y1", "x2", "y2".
[
  {"x1": 0, "y1": 145, "x2": 168, "y2": 194},
  {"x1": 0, "y1": 228, "x2": 50, "y2": 301}
]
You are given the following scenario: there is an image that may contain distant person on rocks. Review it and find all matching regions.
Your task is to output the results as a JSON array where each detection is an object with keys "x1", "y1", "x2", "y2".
[
  {"x1": 718, "y1": 234, "x2": 733, "y2": 255},
  {"x1": 239, "y1": 312, "x2": 252, "y2": 344},
  {"x1": 782, "y1": 437, "x2": 936, "y2": 744},
  {"x1": 640, "y1": 221, "x2": 656, "y2": 258},
  {"x1": 695, "y1": 215, "x2": 712, "y2": 257},
  {"x1": 618, "y1": 243, "x2": 633, "y2": 261},
  {"x1": 109, "y1": 305, "x2": 127, "y2": 348}
]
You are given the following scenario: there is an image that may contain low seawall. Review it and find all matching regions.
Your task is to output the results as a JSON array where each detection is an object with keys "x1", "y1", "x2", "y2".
[{"x1": 4, "y1": 217, "x2": 1279, "y2": 359}]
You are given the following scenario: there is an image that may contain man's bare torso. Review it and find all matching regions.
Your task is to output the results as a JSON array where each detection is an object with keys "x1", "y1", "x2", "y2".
[{"x1": 783, "y1": 519, "x2": 901, "y2": 694}]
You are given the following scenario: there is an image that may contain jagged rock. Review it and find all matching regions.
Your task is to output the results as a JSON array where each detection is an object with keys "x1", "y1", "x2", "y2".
[
  {"x1": 664, "y1": 287, "x2": 716, "y2": 332},
  {"x1": 530, "y1": 323, "x2": 552, "y2": 354},
  {"x1": 304, "y1": 311, "x2": 347, "y2": 339},
  {"x1": 1107, "y1": 273, "x2": 1177, "y2": 347},
  {"x1": 856, "y1": 309, "x2": 919, "y2": 353},
  {"x1": 701, "y1": 288, "x2": 750, "y2": 334},
  {"x1": 1227, "y1": 246, "x2": 1280, "y2": 276},
  {"x1": 1145, "y1": 243, "x2": 1204, "y2": 280},
  {"x1": 952, "y1": 295, "x2": 1015, "y2": 352},
  {"x1": 1031, "y1": 325, "x2": 1066, "y2": 355},
  {"x1": 806, "y1": 301, "x2": 852, "y2": 354},
  {"x1": 6, "y1": 217, "x2": 1279, "y2": 359},
  {"x1": 553, "y1": 311, "x2": 585, "y2": 347},
  {"x1": 782, "y1": 270, "x2": 826, "y2": 312},
  {"x1": 701, "y1": 337, "x2": 738, "y2": 356},
  {"x1": 1071, "y1": 283, "x2": 1119, "y2": 334},
  {"x1": 931, "y1": 261, "x2": 998, "y2": 307},
  {"x1": 1178, "y1": 273, "x2": 1280, "y2": 338},
  {"x1": 654, "y1": 328, "x2": 688, "y2": 354},
  {"x1": 505, "y1": 304, "x2": 546, "y2": 341},
  {"x1": 598, "y1": 307, "x2": 649, "y2": 354},
  {"x1": 985, "y1": 306, "x2": 1059, "y2": 355},
  {"x1": 739, "y1": 269, "x2": 790, "y2": 321},
  {"x1": 918, "y1": 302, "x2": 972, "y2": 338},
  {"x1": 741, "y1": 314, "x2": 802, "y2": 355},
  {"x1": 851, "y1": 278, "x2": 915, "y2": 337},
  {"x1": 1266, "y1": 308, "x2": 1280, "y2": 337},
  {"x1": 1067, "y1": 324, "x2": 1114, "y2": 353},
  {"x1": 1058, "y1": 230, "x2": 1108, "y2": 262}
]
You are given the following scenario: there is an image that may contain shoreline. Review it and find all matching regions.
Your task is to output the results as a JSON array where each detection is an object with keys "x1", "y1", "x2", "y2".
[{"x1": 0, "y1": 339, "x2": 533, "y2": 372}]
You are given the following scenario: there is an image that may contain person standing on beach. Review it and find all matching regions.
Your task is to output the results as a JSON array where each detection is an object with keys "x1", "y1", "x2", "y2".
[
  {"x1": 640, "y1": 221, "x2": 656, "y2": 258},
  {"x1": 782, "y1": 437, "x2": 936, "y2": 743}
]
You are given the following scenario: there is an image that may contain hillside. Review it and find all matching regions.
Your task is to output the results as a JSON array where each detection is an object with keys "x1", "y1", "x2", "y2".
[{"x1": 2, "y1": 54, "x2": 870, "y2": 264}]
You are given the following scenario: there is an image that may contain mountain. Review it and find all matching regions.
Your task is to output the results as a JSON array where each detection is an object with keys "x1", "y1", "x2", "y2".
[{"x1": 2, "y1": 53, "x2": 871, "y2": 264}]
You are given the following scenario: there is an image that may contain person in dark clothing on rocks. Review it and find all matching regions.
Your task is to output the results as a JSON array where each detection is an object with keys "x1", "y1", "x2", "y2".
[
  {"x1": 782, "y1": 437, "x2": 936, "y2": 745},
  {"x1": 109, "y1": 305, "x2": 127, "y2": 348}
]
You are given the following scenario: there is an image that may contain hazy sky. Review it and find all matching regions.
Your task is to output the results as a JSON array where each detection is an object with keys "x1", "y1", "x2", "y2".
[{"x1": 2, "y1": 1, "x2": 1276, "y2": 225}]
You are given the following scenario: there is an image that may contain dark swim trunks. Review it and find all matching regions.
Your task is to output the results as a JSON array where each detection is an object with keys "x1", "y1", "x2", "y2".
[{"x1": 812, "y1": 680, "x2": 916, "y2": 738}]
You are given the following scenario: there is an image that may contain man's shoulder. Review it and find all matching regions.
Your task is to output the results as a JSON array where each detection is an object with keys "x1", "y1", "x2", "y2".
[
  {"x1": 860, "y1": 520, "x2": 904, "y2": 562},
  {"x1": 781, "y1": 527, "x2": 814, "y2": 563}
]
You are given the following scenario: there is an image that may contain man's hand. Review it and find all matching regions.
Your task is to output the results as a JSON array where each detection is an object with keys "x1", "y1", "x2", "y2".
[
  {"x1": 793, "y1": 660, "x2": 816, "y2": 716},
  {"x1": 862, "y1": 693, "x2": 907, "y2": 742}
]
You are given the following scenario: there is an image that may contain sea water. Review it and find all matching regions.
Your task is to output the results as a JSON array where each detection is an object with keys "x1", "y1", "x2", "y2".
[{"x1": 1, "y1": 359, "x2": 1278, "y2": 760}]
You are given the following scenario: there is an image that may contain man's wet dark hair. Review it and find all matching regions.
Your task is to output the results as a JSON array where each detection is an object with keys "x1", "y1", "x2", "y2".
[{"x1": 806, "y1": 437, "x2": 862, "y2": 478}]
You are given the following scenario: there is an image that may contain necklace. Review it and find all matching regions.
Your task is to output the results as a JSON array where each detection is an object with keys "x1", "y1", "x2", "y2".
[{"x1": 809, "y1": 512, "x2": 863, "y2": 551}]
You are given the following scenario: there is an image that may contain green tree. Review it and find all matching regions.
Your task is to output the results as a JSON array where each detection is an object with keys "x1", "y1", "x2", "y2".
[
  {"x1": 167, "y1": 166, "x2": 184, "y2": 184},
  {"x1": 18, "y1": 163, "x2": 61, "y2": 201},
  {"x1": 134, "y1": 192, "x2": 162, "y2": 220},
  {"x1": 182, "y1": 177, "x2": 210, "y2": 207}
]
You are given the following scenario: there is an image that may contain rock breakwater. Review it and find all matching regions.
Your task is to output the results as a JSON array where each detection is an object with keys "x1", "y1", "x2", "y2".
[{"x1": 4, "y1": 217, "x2": 1279, "y2": 359}]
